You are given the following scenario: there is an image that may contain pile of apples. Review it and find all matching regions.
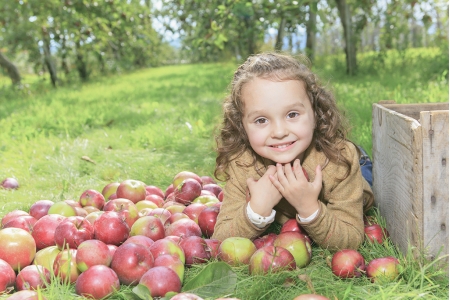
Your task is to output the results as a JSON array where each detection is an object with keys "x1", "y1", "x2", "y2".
[{"x1": 0, "y1": 171, "x2": 397, "y2": 300}]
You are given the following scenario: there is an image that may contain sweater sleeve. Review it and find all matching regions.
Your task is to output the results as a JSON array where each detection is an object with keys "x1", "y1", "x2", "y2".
[
  {"x1": 299, "y1": 143, "x2": 366, "y2": 251},
  {"x1": 212, "y1": 159, "x2": 268, "y2": 241}
]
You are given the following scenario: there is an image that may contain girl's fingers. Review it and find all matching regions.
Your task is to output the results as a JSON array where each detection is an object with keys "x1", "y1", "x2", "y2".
[
  {"x1": 312, "y1": 164, "x2": 323, "y2": 191},
  {"x1": 283, "y1": 162, "x2": 296, "y2": 182},
  {"x1": 269, "y1": 174, "x2": 284, "y2": 192}
]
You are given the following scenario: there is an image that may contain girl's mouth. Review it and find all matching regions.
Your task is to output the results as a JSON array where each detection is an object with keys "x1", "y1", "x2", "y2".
[{"x1": 269, "y1": 141, "x2": 295, "y2": 151}]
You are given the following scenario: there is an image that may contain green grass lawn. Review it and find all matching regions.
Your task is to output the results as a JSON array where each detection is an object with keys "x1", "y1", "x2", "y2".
[{"x1": 0, "y1": 47, "x2": 448, "y2": 299}]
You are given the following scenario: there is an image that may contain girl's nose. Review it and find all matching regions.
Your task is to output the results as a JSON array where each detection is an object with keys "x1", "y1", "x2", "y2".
[{"x1": 271, "y1": 121, "x2": 288, "y2": 138}]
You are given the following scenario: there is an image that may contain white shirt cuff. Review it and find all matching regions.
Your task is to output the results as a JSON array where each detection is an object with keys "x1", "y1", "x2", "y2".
[
  {"x1": 246, "y1": 203, "x2": 276, "y2": 228},
  {"x1": 297, "y1": 209, "x2": 319, "y2": 223}
]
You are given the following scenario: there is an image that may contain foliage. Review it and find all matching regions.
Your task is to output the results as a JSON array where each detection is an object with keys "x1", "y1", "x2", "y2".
[{"x1": 0, "y1": 48, "x2": 448, "y2": 299}]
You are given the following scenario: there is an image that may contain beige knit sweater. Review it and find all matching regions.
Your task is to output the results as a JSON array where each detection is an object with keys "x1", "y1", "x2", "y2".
[{"x1": 212, "y1": 141, "x2": 374, "y2": 251}]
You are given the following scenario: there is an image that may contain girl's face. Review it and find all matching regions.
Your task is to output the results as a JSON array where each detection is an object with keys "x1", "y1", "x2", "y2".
[{"x1": 241, "y1": 77, "x2": 315, "y2": 164}]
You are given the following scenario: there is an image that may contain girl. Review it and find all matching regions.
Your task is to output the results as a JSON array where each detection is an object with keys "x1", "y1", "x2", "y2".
[{"x1": 211, "y1": 52, "x2": 373, "y2": 251}]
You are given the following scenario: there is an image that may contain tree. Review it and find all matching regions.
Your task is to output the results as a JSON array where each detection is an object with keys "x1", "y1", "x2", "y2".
[{"x1": 0, "y1": 51, "x2": 21, "y2": 85}]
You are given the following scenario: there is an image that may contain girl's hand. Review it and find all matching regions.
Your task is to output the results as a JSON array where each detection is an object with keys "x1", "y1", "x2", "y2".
[
  {"x1": 247, "y1": 165, "x2": 283, "y2": 217},
  {"x1": 269, "y1": 159, "x2": 323, "y2": 218}
]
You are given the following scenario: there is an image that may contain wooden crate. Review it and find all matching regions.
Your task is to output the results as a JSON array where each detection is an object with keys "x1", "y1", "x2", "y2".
[{"x1": 372, "y1": 101, "x2": 449, "y2": 261}]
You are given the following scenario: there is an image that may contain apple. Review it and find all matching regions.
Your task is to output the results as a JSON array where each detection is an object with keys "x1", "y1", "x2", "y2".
[
  {"x1": 74, "y1": 206, "x2": 88, "y2": 217},
  {"x1": 116, "y1": 179, "x2": 147, "y2": 204},
  {"x1": 76, "y1": 239, "x2": 112, "y2": 272},
  {"x1": 65, "y1": 199, "x2": 82, "y2": 208},
  {"x1": 217, "y1": 190, "x2": 224, "y2": 202},
  {"x1": 3, "y1": 215, "x2": 37, "y2": 233},
  {"x1": 197, "y1": 205, "x2": 220, "y2": 238},
  {"x1": 83, "y1": 206, "x2": 100, "y2": 214},
  {"x1": 154, "y1": 254, "x2": 185, "y2": 283},
  {"x1": 145, "y1": 207, "x2": 172, "y2": 224},
  {"x1": 5, "y1": 290, "x2": 42, "y2": 300},
  {"x1": 102, "y1": 198, "x2": 139, "y2": 229},
  {"x1": 165, "y1": 184, "x2": 174, "y2": 199},
  {"x1": 144, "y1": 194, "x2": 165, "y2": 207},
  {"x1": 15, "y1": 264, "x2": 51, "y2": 291},
  {"x1": 75, "y1": 265, "x2": 120, "y2": 299},
  {"x1": 165, "y1": 204, "x2": 186, "y2": 215},
  {"x1": 0, "y1": 227, "x2": 36, "y2": 271},
  {"x1": 293, "y1": 294, "x2": 330, "y2": 300},
  {"x1": 123, "y1": 235, "x2": 155, "y2": 249},
  {"x1": 32, "y1": 214, "x2": 66, "y2": 250},
  {"x1": 145, "y1": 185, "x2": 165, "y2": 199},
  {"x1": 218, "y1": 237, "x2": 257, "y2": 266},
  {"x1": 164, "y1": 212, "x2": 190, "y2": 228},
  {"x1": 47, "y1": 201, "x2": 77, "y2": 217},
  {"x1": 29, "y1": 200, "x2": 54, "y2": 220},
  {"x1": 273, "y1": 231, "x2": 312, "y2": 268},
  {"x1": 280, "y1": 218, "x2": 306, "y2": 234},
  {"x1": 93, "y1": 211, "x2": 130, "y2": 246},
  {"x1": 139, "y1": 266, "x2": 182, "y2": 297},
  {"x1": 130, "y1": 215, "x2": 165, "y2": 241},
  {"x1": 110, "y1": 242, "x2": 154, "y2": 285},
  {"x1": 0, "y1": 258, "x2": 15, "y2": 293},
  {"x1": 1, "y1": 177, "x2": 19, "y2": 189},
  {"x1": 366, "y1": 256, "x2": 400, "y2": 282},
  {"x1": 101, "y1": 182, "x2": 120, "y2": 200},
  {"x1": 85, "y1": 211, "x2": 104, "y2": 225},
  {"x1": 165, "y1": 218, "x2": 202, "y2": 238},
  {"x1": 164, "y1": 235, "x2": 183, "y2": 244},
  {"x1": 33, "y1": 246, "x2": 61, "y2": 273},
  {"x1": 364, "y1": 224, "x2": 389, "y2": 244},
  {"x1": 171, "y1": 293, "x2": 204, "y2": 300},
  {"x1": 163, "y1": 200, "x2": 185, "y2": 209},
  {"x1": 180, "y1": 236, "x2": 211, "y2": 266},
  {"x1": 79, "y1": 189, "x2": 105, "y2": 210},
  {"x1": 202, "y1": 183, "x2": 222, "y2": 197},
  {"x1": 54, "y1": 216, "x2": 95, "y2": 249},
  {"x1": 172, "y1": 171, "x2": 202, "y2": 188},
  {"x1": 205, "y1": 238, "x2": 222, "y2": 259},
  {"x1": 136, "y1": 199, "x2": 159, "y2": 211},
  {"x1": 192, "y1": 194, "x2": 220, "y2": 206},
  {"x1": 200, "y1": 190, "x2": 215, "y2": 197},
  {"x1": 200, "y1": 175, "x2": 216, "y2": 185},
  {"x1": 1, "y1": 209, "x2": 29, "y2": 226},
  {"x1": 248, "y1": 245, "x2": 296, "y2": 275},
  {"x1": 253, "y1": 233, "x2": 278, "y2": 249},
  {"x1": 107, "y1": 244, "x2": 118, "y2": 258},
  {"x1": 149, "y1": 238, "x2": 185, "y2": 264},
  {"x1": 183, "y1": 203, "x2": 207, "y2": 223},
  {"x1": 53, "y1": 249, "x2": 80, "y2": 283},
  {"x1": 331, "y1": 249, "x2": 366, "y2": 278},
  {"x1": 174, "y1": 178, "x2": 202, "y2": 205},
  {"x1": 165, "y1": 192, "x2": 176, "y2": 202}
]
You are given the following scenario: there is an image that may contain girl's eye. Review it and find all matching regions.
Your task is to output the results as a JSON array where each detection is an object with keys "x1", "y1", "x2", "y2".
[
  {"x1": 254, "y1": 118, "x2": 267, "y2": 124},
  {"x1": 287, "y1": 112, "x2": 299, "y2": 119}
]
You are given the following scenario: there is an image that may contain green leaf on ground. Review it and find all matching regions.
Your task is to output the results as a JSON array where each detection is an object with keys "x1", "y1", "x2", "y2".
[{"x1": 132, "y1": 284, "x2": 153, "y2": 300}]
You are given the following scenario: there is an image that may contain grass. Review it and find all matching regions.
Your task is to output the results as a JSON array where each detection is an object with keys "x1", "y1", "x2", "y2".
[{"x1": 0, "y1": 47, "x2": 448, "y2": 299}]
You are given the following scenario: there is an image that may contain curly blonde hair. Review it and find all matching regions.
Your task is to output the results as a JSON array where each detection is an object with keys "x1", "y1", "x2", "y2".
[{"x1": 214, "y1": 52, "x2": 352, "y2": 181}]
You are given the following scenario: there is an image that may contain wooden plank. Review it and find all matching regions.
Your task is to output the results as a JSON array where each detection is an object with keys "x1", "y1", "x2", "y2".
[
  {"x1": 381, "y1": 103, "x2": 449, "y2": 120},
  {"x1": 421, "y1": 110, "x2": 449, "y2": 260},
  {"x1": 372, "y1": 103, "x2": 424, "y2": 255}
]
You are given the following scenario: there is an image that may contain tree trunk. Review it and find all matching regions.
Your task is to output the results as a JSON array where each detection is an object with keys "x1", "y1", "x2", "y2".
[
  {"x1": 75, "y1": 40, "x2": 89, "y2": 81},
  {"x1": 335, "y1": 0, "x2": 357, "y2": 75},
  {"x1": 306, "y1": 1, "x2": 317, "y2": 63},
  {"x1": 0, "y1": 51, "x2": 21, "y2": 85},
  {"x1": 275, "y1": 17, "x2": 286, "y2": 51},
  {"x1": 41, "y1": 27, "x2": 58, "y2": 87}
]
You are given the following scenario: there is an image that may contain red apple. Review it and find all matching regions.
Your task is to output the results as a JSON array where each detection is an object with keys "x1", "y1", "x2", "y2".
[
  {"x1": 79, "y1": 189, "x2": 105, "y2": 210},
  {"x1": 201, "y1": 190, "x2": 215, "y2": 197},
  {"x1": 116, "y1": 179, "x2": 147, "y2": 204},
  {"x1": 76, "y1": 239, "x2": 113, "y2": 272},
  {"x1": 1, "y1": 210, "x2": 29, "y2": 226},
  {"x1": 365, "y1": 224, "x2": 389, "y2": 244},
  {"x1": 110, "y1": 242, "x2": 154, "y2": 285},
  {"x1": 180, "y1": 236, "x2": 211, "y2": 266},
  {"x1": 145, "y1": 185, "x2": 165, "y2": 199},
  {"x1": 3, "y1": 215, "x2": 37, "y2": 233},
  {"x1": 218, "y1": 237, "x2": 257, "y2": 266},
  {"x1": 273, "y1": 231, "x2": 312, "y2": 268},
  {"x1": 192, "y1": 194, "x2": 220, "y2": 206},
  {"x1": 173, "y1": 171, "x2": 202, "y2": 188},
  {"x1": 144, "y1": 194, "x2": 165, "y2": 207},
  {"x1": 197, "y1": 205, "x2": 220, "y2": 238},
  {"x1": 75, "y1": 265, "x2": 120, "y2": 299},
  {"x1": 163, "y1": 200, "x2": 185, "y2": 209},
  {"x1": 0, "y1": 228, "x2": 36, "y2": 272},
  {"x1": 107, "y1": 244, "x2": 118, "y2": 258},
  {"x1": 93, "y1": 211, "x2": 130, "y2": 246},
  {"x1": 54, "y1": 216, "x2": 95, "y2": 249},
  {"x1": 29, "y1": 200, "x2": 54, "y2": 220},
  {"x1": 217, "y1": 190, "x2": 224, "y2": 202},
  {"x1": 149, "y1": 238, "x2": 185, "y2": 264},
  {"x1": 130, "y1": 215, "x2": 165, "y2": 241},
  {"x1": 64, "y1": 199, "x2": 82, "y2": 208},
  {"x1": 85, "y1": 211, "x2": 104, "y2": 225},
  {"x1": 139, "y1": 266, "x2": 182, "y2": 298},
  {"x1": 144, "y1": 207, "x2": 172, "y2": 224},
  {"x1": 31, "y1": 214, "x2": 66, "y2": 250},
  {"x1": 165, "y1": 204, "x2": 186, "y2": 215},
  {"x1": 0, "y1": 258, "x2": 15, "y2": 293},
  {"x1": 331, "y1": 249, "x2": 366, "y2": 278},
  {"x1": 153, "y1": 254, "x2": 185, "y2": 283},
  {"x1": 5, "y1": 290, "x2": 42, "y2": 300},
  {"x1": 200, "y1": 175, "x2": 216, "y2": 185},
  {"x1": 366, "y1": 256, "x2": 400, "y2": 282},
  {"x1": 174, "y1": 178, "x2": 202, "y2": 205},
  {"x1": 74, "y1": 206, "x2": 88, "y2": 217},
  {"x1": 205, "y1": 238, "x2": 222, "y2": 259},
  {"x1": 253, "y1": 233, "x2": 278, "y2": 249},
  {"x1": 102, "y1": 182, "x2": 120, "y2": 199},
  {"x1": 164, "y1": 212, "x2": 190, "y2": 228},
  {"x1": 293, "y1": 294, "x2": 330, "y2": 300},
  {"x1": 202, "y1": 183, "x2": 222, "y2": 197},
  {"x1": 53, "y1": 249, "x2": 80, "y2": 283},
  {"x1": 281, "y1": 218, "x2": 306, "y2": 234},
  {"x1": 48, "y1": 201, "x2": 77, "y2": 217},
  {"x1": 165, "y1": 218, "x2": 202, "y2": 238},
  {"x1": 123, "y1": 235, "x2": 155, "y2": 249},
  {"x1": 102, "y1": 198, "x2": 139, "y2": 228},
  {"x1": 165, "y1": 184, "x2": 174, "y2": 199},
  {"x1": 183, "y1": 203, "x2": 207, "y2": 223},
  {"x1": 136, "y1": 199, "x2": 159, "y2": 211},
  {"x1": 33, "y1": 246, "x2": 61, "y2": 274},
  {"x1": 15, "y1": 264, "x2": 51, "y2": 291},
  {"x1": 248, "y1": 245, "x2": 296, "y2": 275},
  {"x1": 1, "y1": 177, "x2": 19, "y2": 189},
  {"x1": 83, "y1": 206, "x2": 100, "y2": 214}
]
